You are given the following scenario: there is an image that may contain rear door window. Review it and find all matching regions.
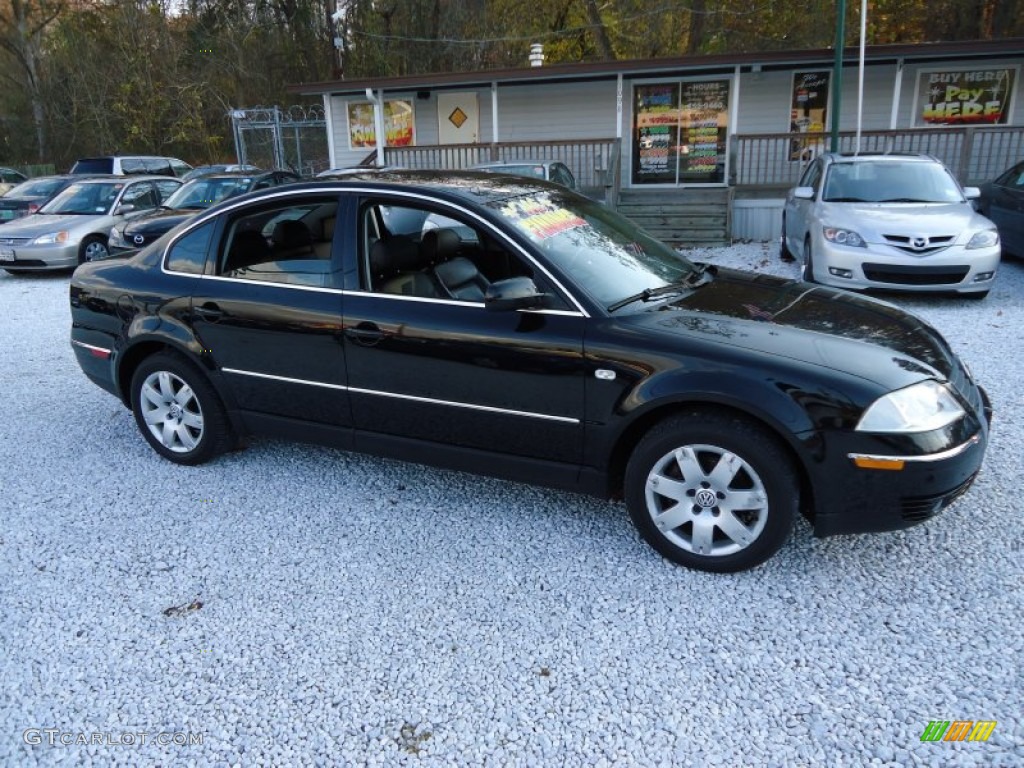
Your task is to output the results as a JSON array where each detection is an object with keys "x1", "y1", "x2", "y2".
[{"x1": 71, "y1": 158, "x2": 113, "y2": 174}]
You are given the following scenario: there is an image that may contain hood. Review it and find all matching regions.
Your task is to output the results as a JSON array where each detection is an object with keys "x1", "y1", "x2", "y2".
[
  {"x1": 625, "y1": 267, "x2": 957, "y2": 388},
  {"x1": 819, "y1": 201, "x2": 994, "y2": 245},
  {"x1": 0, "y1": 213, "x2": 103, "y2": 237},
  {"x1": 123, "y1": 208, "x2": 200, "y2": 236}
]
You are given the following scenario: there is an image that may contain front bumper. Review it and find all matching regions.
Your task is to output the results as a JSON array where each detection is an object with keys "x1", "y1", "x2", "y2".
[
  {"x1": 812, "y1": 386, "x2": 992, "y2": 537},
  {"x1": 0, "y1": 241, "x2": 79, "y2": 271},
  {"x1": 810, "y1": 238, "x2": 1000, "y2": 294}
]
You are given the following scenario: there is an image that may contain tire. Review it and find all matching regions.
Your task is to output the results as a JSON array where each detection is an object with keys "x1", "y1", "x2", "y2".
[
  {"x1": 780, "y1": 218, "x2": 795, "y2": 262},
  {"x1": 79, "y1": 236, "x2": 109, "y2": 264},
  {"x1": 802, "y1": 236, "x2": 816, "y2": 283},
  {"x1": 624, "y1": 411, "x2": 797, "y2": 573},
  {"x1": 130, "y1": 351, "x2": 234, "y2": 465}
]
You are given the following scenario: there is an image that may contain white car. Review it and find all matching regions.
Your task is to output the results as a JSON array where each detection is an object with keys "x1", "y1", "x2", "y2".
[{"x1": 782, "y1": 153, "x2": 1000, "y2": 298}]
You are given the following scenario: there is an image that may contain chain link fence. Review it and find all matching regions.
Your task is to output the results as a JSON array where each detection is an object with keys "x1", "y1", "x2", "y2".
[{"x1": 229, "y1": 105, "x2": 329, "y2": 178}]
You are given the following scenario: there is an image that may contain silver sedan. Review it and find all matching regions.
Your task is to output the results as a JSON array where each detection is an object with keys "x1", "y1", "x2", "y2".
[
  {"x1": 782, "y1": 153, "x2": 1000, "y2": 298},
  {"x1": 0, "y1": 175, "x2": 181, "y2": 273}
]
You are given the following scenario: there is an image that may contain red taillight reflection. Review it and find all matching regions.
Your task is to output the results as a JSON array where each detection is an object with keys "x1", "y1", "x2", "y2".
[{"x1": 27, "y1": 204, "x2": 39, "y2": 214}]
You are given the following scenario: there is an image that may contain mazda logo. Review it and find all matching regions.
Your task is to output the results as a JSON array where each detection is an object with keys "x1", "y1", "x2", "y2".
[
  {"x1": 912, "y1": 236, "x2": 928, "y2": 249},
  {"x1": 133, "y1": 235, "x2": 145, "y2": 245}
]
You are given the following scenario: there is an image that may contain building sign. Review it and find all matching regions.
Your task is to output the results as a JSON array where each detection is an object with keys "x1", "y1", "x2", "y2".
[
  {"x1": 634, "y1": 84, "x2": 680, "y2": 184},
  {"x1": 633, "y1": 80, "x2": 729, "y2": 185},
  {"x1": 915, "y1": 67, "x2": 1017, "y2": 126},
  {"x1": 790, "y1": 71, "x2": 830, "y2": 161},
  {"x1": 347, "y1": 100, "x2": 416, "y2": 149}
]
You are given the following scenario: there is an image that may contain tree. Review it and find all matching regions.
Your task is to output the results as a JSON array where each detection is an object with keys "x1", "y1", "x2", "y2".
[{"x1": 0, "y1": 0, "x2": 65, "y2": 160}]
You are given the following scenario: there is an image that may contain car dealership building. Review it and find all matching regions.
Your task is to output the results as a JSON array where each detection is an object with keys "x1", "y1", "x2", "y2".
[{"x1": 293, "y1": 38, "x2": 1023, "y2": 243}]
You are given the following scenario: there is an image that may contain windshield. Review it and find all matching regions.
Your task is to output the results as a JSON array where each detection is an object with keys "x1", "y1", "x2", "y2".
[
  {"x1": 487, "y1": 190, "x2": 694, "y2": 306},
  {"x1": 39, "y1": 182, "x2": 122, "y2": 215},
  {"x1": 7, "y1": 178, "x2": 65, "y2": 198},
  {"x1": 164, "y1": 178, "x2": 252, "y2": 209},
  {"x1": 822, "y1": 161, "x2": 964, "y2": 203}
]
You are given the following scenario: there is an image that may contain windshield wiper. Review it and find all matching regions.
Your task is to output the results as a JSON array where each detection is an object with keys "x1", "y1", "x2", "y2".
[
  {"x1": 607, "y1": 263, "x2": 716, "y2": 312},
  {"x1": 878, "y1": 197, "x2": 933, "y2": 203}
]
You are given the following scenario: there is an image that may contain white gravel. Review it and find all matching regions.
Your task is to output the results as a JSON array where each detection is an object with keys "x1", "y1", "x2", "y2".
[{"x1": 1, "y1": 245, "x2": 1022, "y2": 766}]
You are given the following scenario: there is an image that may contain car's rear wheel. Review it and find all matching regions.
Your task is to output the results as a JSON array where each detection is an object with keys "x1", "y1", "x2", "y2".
[
  {"x1": 79, "y1": 236, "x2": 109, "y2": 264},
  {"x1": 624, "y1": 411, "x2": 797, "y2": 573},
  {"x1": 803, "y1": 236, "x2": 816, "y2": 283},
  {"x1": 130, "y1": 352, "x2": 233, "y2": 465}
]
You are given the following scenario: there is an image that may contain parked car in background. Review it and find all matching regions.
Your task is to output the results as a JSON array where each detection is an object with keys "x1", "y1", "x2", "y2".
[
  {"x1": 69, "y1": 171, "x2": 990, "y2": 573},
  {"x1": 782, "y1": 152, "x2": 1000, "y2": 298},
  {"x1": 0, "y1": 175, "x2": 85, "y2": 223},
  {"x1": 183, "y1": 163, "x2": 261, "y2": 182},
  {"x1": 978, "y1": 159, "x2": 1024, "y2": 258},
  {"x1": 0, "y1": 175, "x2": 181, "y2": 272},
  {"x1": 470, "y1": 159, "x2": 577, "y2": 190},
  {"x1": 70, "y1": 156, "x2": 192, "y2": 178},
  {"x1": 109, "y1": 170, "x2": 301, "y2": 253},
  {"x1": 0, "y1": 167, "x2": 29, "y2": 195}
]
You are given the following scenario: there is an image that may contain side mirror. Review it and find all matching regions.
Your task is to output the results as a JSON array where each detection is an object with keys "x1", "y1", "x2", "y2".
[
  {"x1": 484, "y1": 276, "x2": 545, "y2": 312},
  {"x1": 962, "y1": 186, "x2": 980, "y2": 199},
  {"x1": 792, "y1": 186, "x2": 815, "y2": 200},
  {"x1": 113, "y1": 204, "x2": 136, "y2": 216}
]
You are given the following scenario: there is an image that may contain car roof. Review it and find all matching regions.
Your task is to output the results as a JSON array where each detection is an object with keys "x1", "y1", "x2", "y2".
[
  {"x1": 823, "y1": 152, "x2": 938, "y2": 164},
  {"x1": 66, "y1": 174, "x2": 179, "y2": 183},
  {"x1": 233, "y1": 169, "x2": 569, "y2": 207}
]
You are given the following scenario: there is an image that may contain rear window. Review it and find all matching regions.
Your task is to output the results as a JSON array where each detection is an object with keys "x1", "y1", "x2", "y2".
[{"x1": 71, "y1": 158, "x2": 113, "y2": 174}]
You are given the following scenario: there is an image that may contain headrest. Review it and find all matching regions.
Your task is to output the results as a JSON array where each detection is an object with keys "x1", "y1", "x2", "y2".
[
  {"x1": 370, "y1": 236, "x2": 421, "y2": 276},
  {"x1": 272, "y1": 219, "x2": 313, "y2": 248},
  {"x1": 420, "y1": 228, "x2": 462, "y2": 265}
]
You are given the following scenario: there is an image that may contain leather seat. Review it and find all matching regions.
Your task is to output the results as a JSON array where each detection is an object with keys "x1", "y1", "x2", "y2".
[
  {"x1": 370, "y1": 236, "x2": 440, "y2": 297},
  {"x1": 272, "y1": 220, "x2": 315, "y2": 259},
  {"x1": 419, "y1": 228, "x2": 462, "y2": 267},
  {"x1": 433, "y1": 257, "x2": 490, "y2": 302},
  {"x1": 223, "y1": 230, "x2": 271, "y2": 273}
]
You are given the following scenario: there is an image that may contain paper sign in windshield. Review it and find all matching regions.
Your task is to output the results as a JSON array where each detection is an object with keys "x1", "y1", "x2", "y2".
[{"x1": 501, "y1": 198, "x2": 586, "y2": 240}]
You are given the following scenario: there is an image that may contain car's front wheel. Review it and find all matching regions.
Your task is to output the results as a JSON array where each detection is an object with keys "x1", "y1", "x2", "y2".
[
  {"x1": 130, "y1": 352, "x2": 233, "y2": 465},
  {"x1": 624, "y1": 411, "x2": 797, "y2": 573},
  {"x1": 79, "y1": 236, "x2": 109, "y2": 264},
  {"x1": 803, "y1": 235, "x2": 816, "y2": 283}
]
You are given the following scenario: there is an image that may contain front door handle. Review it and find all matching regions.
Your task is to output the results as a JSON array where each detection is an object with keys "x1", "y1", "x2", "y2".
[
  {"x1": 193, "y1": 303, "x2": 224, "y2": 321},
  {"x1": 344, "y1": 323, "x2": 385, "y2": 345}
]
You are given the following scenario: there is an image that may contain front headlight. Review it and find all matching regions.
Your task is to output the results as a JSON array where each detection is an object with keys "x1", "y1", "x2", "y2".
[
  {"x1": 109, "y1": 226, "x2": 125, "y2": 247},
  {"x1": 966, "y1": 229, "x2": 999, "y2": 250},
  {"x1": 856, "y1": 380, "x2": 965, "y2": 433},
  {"x1": 33, "y1": 231, "x2": 69, "y2": 245},
  {"x1": 823, "y1": 226, "x2": 865, "y2": 247}
]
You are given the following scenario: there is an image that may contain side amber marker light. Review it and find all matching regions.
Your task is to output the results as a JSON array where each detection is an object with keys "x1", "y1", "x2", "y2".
[{"x1": 852, "y1": 456, "x2": 905, "y2": 471}]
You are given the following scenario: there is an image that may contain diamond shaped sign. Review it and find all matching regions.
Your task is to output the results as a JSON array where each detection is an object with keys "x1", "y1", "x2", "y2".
[{"x1": 448, "y1": 107, "x2": 468, "y2": 129}]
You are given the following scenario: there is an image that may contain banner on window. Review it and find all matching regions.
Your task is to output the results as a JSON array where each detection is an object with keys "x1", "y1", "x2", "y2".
[
  {"x1": 915, "y1": 67, "x2": 1017, "y2": 126},
  {"x1": 790, "y1": 71, "x2": 830, "y2": 161},
  {"x1": 347, "y1": 100, "x2": 416, "y2": 149}
]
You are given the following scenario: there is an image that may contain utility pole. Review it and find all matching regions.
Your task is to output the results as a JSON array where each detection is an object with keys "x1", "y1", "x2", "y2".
[{"x1": 830, "y1": 0, "x2": 846, "y2": 152}]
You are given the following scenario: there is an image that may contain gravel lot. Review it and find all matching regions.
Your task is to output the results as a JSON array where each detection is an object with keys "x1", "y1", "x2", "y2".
[{"x1": 1, "y1": 245, "x2": 1021, "y2": 767}]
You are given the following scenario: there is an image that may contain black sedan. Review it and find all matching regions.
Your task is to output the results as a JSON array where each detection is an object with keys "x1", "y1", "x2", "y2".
[
  {"x1": 0, "y1": 174, "x2": 81, "y2": 223},
  {"x1": 69, "y1": 172, "x2": 991, "y2": 572},
  {"x1": 108, "y1": 170, "x2": 301, "y2": 253},
  {"x1": 979, "y1": 159, "x2": 1024, "y2": 257}
]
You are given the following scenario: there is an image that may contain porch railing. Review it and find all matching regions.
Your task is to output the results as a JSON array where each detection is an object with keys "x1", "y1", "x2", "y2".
[
  {"x1": 384, "y1": 137, "x2": 622, "y2": 204},
  {"x1": 732, "y1": 126, "x2": 1024, "y2": 188}
]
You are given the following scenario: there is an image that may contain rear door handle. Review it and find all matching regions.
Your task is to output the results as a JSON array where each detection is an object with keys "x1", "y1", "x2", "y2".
[
  {"x1": 193, "y1": 303, "x2": 224, "y2": 321},
  {"x1": 344, "y1": 323, "x2": 385, "y2": 345}
]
